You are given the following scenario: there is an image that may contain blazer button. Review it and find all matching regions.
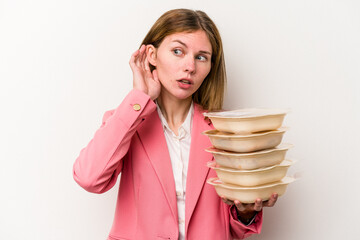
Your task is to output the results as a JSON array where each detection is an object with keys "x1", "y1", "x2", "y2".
[{"x1": 133, "y1": 104, "x2": 141, "y2": 111}]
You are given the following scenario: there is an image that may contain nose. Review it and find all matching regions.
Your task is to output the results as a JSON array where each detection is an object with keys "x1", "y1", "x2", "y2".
[{"x1": 183, "y1": 56, "x2": 196, "y2": 74}]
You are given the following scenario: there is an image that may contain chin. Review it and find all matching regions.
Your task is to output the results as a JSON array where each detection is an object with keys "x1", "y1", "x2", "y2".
[
  {"x1": 161, "y1": 86, "x2": 196, "y2": 101},
  {"x1": 173, "y1": 92, "x2": 194, "y2": 100}
]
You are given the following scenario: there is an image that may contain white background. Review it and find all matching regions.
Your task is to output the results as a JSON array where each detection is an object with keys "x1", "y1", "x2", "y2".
[{"x1": 1, "y1": 0, "x2": 359, "y2": 239}]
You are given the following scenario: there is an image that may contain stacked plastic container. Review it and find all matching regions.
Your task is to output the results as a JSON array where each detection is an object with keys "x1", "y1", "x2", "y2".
[{"x1": 203, "y1": 108, "x2": 295, "y2": 203}]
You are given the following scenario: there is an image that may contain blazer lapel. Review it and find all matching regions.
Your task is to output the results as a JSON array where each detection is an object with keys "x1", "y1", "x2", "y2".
[
  {"x1": 185, "y1": 104, "x2": 214, "y2": 234},
  {"x1": 137, "y1": 110, "x2": 178, "y2": 222}
]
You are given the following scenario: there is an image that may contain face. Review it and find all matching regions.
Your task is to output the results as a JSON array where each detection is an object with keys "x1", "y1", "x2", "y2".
[{"x1": 147, "y1": 30, "x2": 212, "y2": 101}]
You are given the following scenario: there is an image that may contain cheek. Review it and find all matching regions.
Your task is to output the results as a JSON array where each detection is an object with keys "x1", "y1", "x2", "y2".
[
  {"x1": 199, "y1": 66, "x2": 211, "y2": 82},
  {"x1": 157, "y1": 67, "x2": 174, "y2": 86},
  {"x1": 156, "y1": 58, "x2": 177, "y2": 79}
]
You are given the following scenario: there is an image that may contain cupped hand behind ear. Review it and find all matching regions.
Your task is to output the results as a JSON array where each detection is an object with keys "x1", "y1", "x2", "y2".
[{"x1": 129, "y1": 44, "x2": 161, "y2": 100}]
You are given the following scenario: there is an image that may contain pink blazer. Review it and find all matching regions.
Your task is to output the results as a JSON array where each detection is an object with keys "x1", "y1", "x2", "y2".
[{"x1": 73, "y1": 89, "x2": 263, "y2": 240}]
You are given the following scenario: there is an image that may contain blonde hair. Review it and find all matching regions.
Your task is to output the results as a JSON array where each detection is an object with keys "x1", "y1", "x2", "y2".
[{"x1": 141, "y1": 9, "x2": 226, "y2": 111}]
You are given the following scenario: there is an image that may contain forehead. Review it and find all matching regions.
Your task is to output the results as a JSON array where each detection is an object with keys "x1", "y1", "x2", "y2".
[{"x1": 162, "y1": 30, "x2": 212, "y2": 52}]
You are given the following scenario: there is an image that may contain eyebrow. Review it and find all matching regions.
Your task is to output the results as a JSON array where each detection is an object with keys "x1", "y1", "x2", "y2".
[{"x1": 172, "y1": 39, "x2": 212, "y2": 55}]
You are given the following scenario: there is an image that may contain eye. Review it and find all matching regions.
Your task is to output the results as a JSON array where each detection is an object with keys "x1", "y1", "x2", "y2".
[
  {"x1": 173, "y1": 49, "x2": 183, "y2": 55},
  {"x1": 196, "y1": 55, "x2": 208, "y2": 61}
]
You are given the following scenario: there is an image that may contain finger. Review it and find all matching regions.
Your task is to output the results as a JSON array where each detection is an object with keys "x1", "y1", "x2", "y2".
[
  {"x1": 135, "y1": 45, "x2": 145, "y2": 67},
  {"x1": 234, "y1": 200, "x2": 246, "y2": 212},
  {"x1": 129, "y1": 49, "x2": 140, "y2": 68},
  {"x1": 152, "y1": 69, "x2": 159, "y2": 82},
  {"x1": 264, "y1": 193, "x2": 278, "y2": 207},
  {"x1": 221, "y1": 196, "x2": 234, "y2": 206},
  {"x1": 144, "y1": 56, "x2": 150, "y2": 71},
  {"x1": 253, "y1": 198, "x2": 263, "y2": 211},
  {"x1": 139, "y1": 44, "x2": 145, "y2": 53},
  {"x1": 139, "y1": 45, "x2": 146, "y2": 68}
]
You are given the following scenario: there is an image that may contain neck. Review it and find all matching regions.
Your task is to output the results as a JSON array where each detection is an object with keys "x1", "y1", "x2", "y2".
[{"x1": 156, "y1": 92, "x2": 192, "y2": 135}]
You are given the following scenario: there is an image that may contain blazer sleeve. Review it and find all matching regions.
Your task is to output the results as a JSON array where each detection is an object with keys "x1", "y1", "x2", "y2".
[
  {"x1": 229, "y1": 205, "x2": 263, "y2": 239},
  {"x1": 73, "y1": 89, "x2": 157, "y2": 194}
]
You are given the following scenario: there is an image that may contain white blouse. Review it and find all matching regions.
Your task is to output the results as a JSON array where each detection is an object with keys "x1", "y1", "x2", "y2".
[{"x1": 156, "y1": 102, "x2": 194, "y2": 240}]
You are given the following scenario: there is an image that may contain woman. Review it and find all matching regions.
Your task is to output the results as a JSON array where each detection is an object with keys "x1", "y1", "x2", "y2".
[{"x1": 73, "y1": 8, "x2": 278, "y2": 240}]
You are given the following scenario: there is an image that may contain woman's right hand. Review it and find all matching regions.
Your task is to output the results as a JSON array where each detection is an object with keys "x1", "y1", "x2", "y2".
[{"x1": 129, "y1": 44, "x2": 161, "y2": 100}]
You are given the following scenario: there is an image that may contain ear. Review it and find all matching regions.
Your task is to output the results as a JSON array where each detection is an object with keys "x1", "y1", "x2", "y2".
[{"x1": 146, "y1": 45, "x2": 157, "y2": 67}]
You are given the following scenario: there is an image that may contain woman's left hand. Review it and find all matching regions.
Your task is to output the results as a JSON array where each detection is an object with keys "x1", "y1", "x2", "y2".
[{"x1": 221, "y1": 193, "x2": 278, "y2": 223}]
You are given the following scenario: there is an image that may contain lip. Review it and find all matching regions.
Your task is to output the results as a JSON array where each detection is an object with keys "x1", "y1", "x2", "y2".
[{"x1": 176, "y1": 78, "x2": 194, "y2": 85}]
